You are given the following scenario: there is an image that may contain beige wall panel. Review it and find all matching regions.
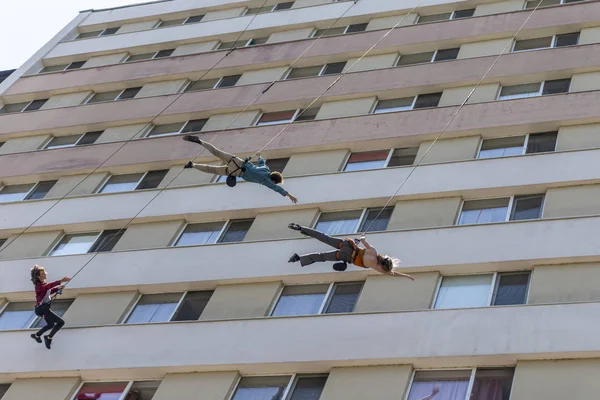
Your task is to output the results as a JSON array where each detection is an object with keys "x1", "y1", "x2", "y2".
[
  {"x1": 570, "y1": 71, "x2": 600, "y2": 92},
  {"x1": 136, "y1": 79, "x2": 188, "y2": 98},
  {"x1": 112, "y1": 220, "x2": 185, "y2": 251},
  {"x1": 529, "y1": 263, "x2": 600, "y2": 304},
  {"x1": 388, "y1": 197, "x2": 462, "y2": 230},
  {"x1": 96, "y1": 124, "x2": 149, "y2": 143},
  {"x1": 200, "y1": 281, "x2": 282, "y2": 320},
  {"x1": 153, "y1": 371, "x2": 238, "y2": 400},
  {"x1": 579, "y1": 27, "x2": 600, "y2": 45},
  {"x1": 62, "y1": 291, "x2": 139, "y2": 326},
  {"x1": 292, "y1": 0, "x2": 331, "y2": 7},
  {"x1": 0, "y1": 135, "x2": 50, "y2": 155},
  {"x1": 203, "y1": 7, "x2": 245, "y2": 21},
  {"x1": 457, "y1": 38, "x2": 514, "y2": 59},
  {"x1": 316, "y1": 97, "x2": 376, "y2": 119},
  {"x1": 160, "y1": 165, "x2": 214, "y2": 188},
  {"x1": 267, "y1": 28, "x2": 314, "y2": 44},
  {"x1": 237, "y1": 67, "x2": 289, "y2": 86},
  {"x1": 82, "y1": 53, "x2": 128, "y2": 68},
  {"x1": 320, "y1": 366, "x2": 413, "y2": 400},
  {"x1": 245, "y1": 208, "x2": 319, "y2": 241},
  {"x1": 511, "y1": 359, "x2": 600, "y2": 400},
  {"x1": 343, "y1": 53, "x2": 398, "y2": 73},
  {"x1": 2, "y1": 377, "x2": 80, "y2": 400},
  {"x1": 283, "y1": 150, "x2": 349, "y2": 176},
  {"x1": 416, "y1": 136, "x2": 481, "y2": 164},
  {"x1": 438, "y1": 83, "x2": 500, "y2": 106},
  {"x1": 45, "y1": 173, "x2": 108, "y2": 198},
  {"x1": 172, "y1": 41, "x2": 219, "y2": 56},
  {"x1": 117, "y1": 20, "x2": 159, "y2": 34},
  {"x1": 202, "y1": 111, "x2": 260, "y2": 131},
  {"x1": 543, "y1": 184, "x2": 600, "y2": 218},
  {"x1": 474, "y1": 0, "x2": 525, "y2": 16},
  {"x1": 556, "y1": 124, "x2": 600, "y2": 151},
  {"x1": 366, "y1": 14, "x2": 418, "y2": 31},
  {"x1": 355, "y1": 272, "x2": 439, "y2": 313},
  {"x1": 41, "y1": 92, "x2": 92, "y2": 110},
  {"x1": 0, "y1": 231, "x2": 63, "y2": 260}
]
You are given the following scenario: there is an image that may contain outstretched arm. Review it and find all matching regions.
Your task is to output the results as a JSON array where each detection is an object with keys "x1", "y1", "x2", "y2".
[
  {"x1": 418, "y1": 386, "x2": 440, "y2": 400},
  {"x1": 359, "y1": 236, "x2": 374, "y2": 250}
]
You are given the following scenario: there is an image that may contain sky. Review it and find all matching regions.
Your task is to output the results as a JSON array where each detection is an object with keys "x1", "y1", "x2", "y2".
[{"x1": 0, "y1": 0, "x2": 146, "y2": 70}]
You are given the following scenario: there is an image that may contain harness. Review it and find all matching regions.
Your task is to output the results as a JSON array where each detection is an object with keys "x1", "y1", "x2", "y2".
[
  {"x1": 337, "y1": 238, "x2": 366, "y2": 268},
  {"x1": 225, "y1": 157, "x2": 249, "y2": 187},
  {"x1": 34, "y1": 288, "x2": 62, "y2": 317}
]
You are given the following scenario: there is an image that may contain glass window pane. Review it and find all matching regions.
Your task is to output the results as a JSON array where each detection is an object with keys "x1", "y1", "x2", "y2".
[
  {"x1": 0, "y1": 303, "x2": 37, "y2": 330},
  {"x1": 149, "y1": 123, "x2": 185, "y2": 137},
  {"x1": 272, "y1": 285, "x2": 329, "y2": 316},
  {"x1": 0, "y1": 102, "x2": 29, "y2": 114},
  {"x1": 100, "y1": 173, "x2": 144, "y2": 194},
  {"x1": 265, "y1": 158, "x2": 289, "y2": 173},
  {"x1": 324, "y1": 283, "x2": 362, "y2": 314},
  {"x1": 219, "y1": 219, "x2": 254, "y2": 243},
  {"x1": 388, "y1": 147, "x2": 418, "y2": 167},
  {"x1": 478, "y1": 136, "x2": 525, "y2": 159},
  {"x1": 295, "y1": 107, "x2": 320, "y2": 122},
  {"x1": 76, "y1": 382, "x2": 128, "y2": 400},
  {"x1": 414, "y1": 93, "x2": 442, "y2": 109},
  {"x1": 287, "y1": 66, "x2": 323, "y2": 79},
  {"x1": 159, "y1": 18, "x2": 186, "y2": 27},
  {"x1": 359, "y1": 207, "x2": 393, "y2": 233},
  {"x1": 77, "y1": 30, "x2": 102, "y2": 39},
  {"x1": 247, "y1": 37, "x2": 269, "y2": 46},
  {"x1": 397, "y1": 52, "x2": 434, "y2": 66},
  {"x1": 51, "y1": 233, "x2": 99, "y2": 256},
  {"x1": 155, "y1": 49, "x2": 174, "y2": 58},
  {"x1": 233, "y1": 377, "x2": 292, "y2": 400},
  {"x1": 0, "y1": 184, "x2": 35, "y2": 203},
  {"x1": 0, "y1": 384, "x2": 10, "y2": 398},
  {"x1": 186, "y1": 79, "x2": 219, "y2": 92},
  {"x1": 471, "y1": 368, "x2": 515, "y2": 400},
  {"x1": 126, "y1": 294, "x2": 182, "y2": 324},
  {"x1": 418, "y1": 13, "x2": 452, "y2": 23},
  {"x1": 434, "y1": 275, "x2": 494, "y2": 309},
  {"x1": 88, "y1": 90, "x2": 121, "y2": 103},
  {"x1": 129, "y1": 381, "x2": 161, "y2": 400},
  {"x1": 434, "y1": 48, "x2": 460, "y2": 61},
  {"x1": 176, "y1": 222, "x2": 224, "y2": 246},
  {"x1": 217, "y1": 75, "x2": 242, "y2": 88},
  {"x1": 493, "y1": 273, "x2": 530, "y2": 306},
  {"x1": 314, "y1": 27, "x2": 346, "y2": 37},
  {"x1": 40, "y1": 64, "x2": 68, "y2": 73},
  {"x1": 289, "y1": 376, "x2": 328, "y2": 400},
  {"x1": 542, "y1": 78, "x2": 570, "y2": 95},
  {"x1": 24, "y1": 99, "x2": 48, "y2": 112},
  {"x1": 374, "y1": 97, "x2": 414, "y2": 113},
  {"x1": 408, "y1": 370, "x2": 471, "y2": 400},
  {"x1": 171, "y1": 291, "x2": 213, "y2": 321},
  {"x1": 126, "y1": 53, "x2": 155, "y2": 62},
  {"x1": 78, "y1": 131, "x2": 103, "y2": 145},
  {"x1": 26, "y1": 180, "x2": 57, "y2": 200},
  {"x1": 510, "y1": 195, "x2": 544, "y2": 221},
  {"x1": 513, "y1": 37, "x2": 552, "y2": 51},
  {"x1": 525, "y1": 0, "x2": 559, "y2": 7},
  {"x1": 90, "y1": 229, "x2": 125, "y2": 253},
  {"x1": 181, "y1": 119, "x2": 208, "y2": 133},
  {"x1": 218, "y1": 40, "x2": 247, "y2": 50},
  {"x1": 315, "y1": 210, "x2": 363, "y2": 235},
  {"x1": 498, "y1": 83, "x2": 541, "y2": 99},
  {"x1": 101, "y1": 27, "x2": 120, "y2": 36},
  {"x1": 526, "y1": 131, "x2": 557, "y2": 154},
  {"x1": 555, "y1": 32, "x2": 579, "y2": 47},
  {"x1": 31, "y1": 300, "x2": 72, "y2": 328},
  {"x1": 257, "y1": 110, "x2": 297, "y2": 125},
  {"x1": 46, "y1": 134, "x2": 81, "y2": 149},
  {"x1": 136, "y1": 170, "x2": 168, "y2": 190},
  {"x1": 185, "y1": 15, "x2": 205, "y2": 24},
  {"x1": 118, "y1": 87, "x2": 141, "y2": 100},
  {"x1": 274, "y1": 2, "x2": 294, "y2": 10},
  {"x1": 453, "y1": 8, "x2": 475, "y2": 18},
  {"x1": 322, "y1": 62, "x2": 346, "y2": 75},
  {"x1": 458, "y1": 198, "x2": 510, "y2": 225},
  {"x1": 345, "y1": 151, "x2": 389, "y2": 171},
  {"x1": 345, "y1": 23, "x2": 368, "y2": 33},
  {"x1": 67, "y1": 61, "x2": 86, "y2": 70}
]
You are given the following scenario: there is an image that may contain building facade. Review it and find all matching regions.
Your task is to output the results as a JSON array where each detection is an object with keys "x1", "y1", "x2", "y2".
[{"x1": 1, "y1": 0, "x2": 600, "y2": 398}]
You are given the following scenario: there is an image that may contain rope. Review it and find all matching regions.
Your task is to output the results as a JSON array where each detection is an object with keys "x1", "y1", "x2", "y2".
[{"x1": 360, "y1": 0, "x2": 546, "y2": 235}]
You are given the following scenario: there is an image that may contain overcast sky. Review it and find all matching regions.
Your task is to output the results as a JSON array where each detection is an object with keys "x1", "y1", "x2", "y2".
[{"x1": 0, "y1": 0, "x2": 145, "y2": 70}]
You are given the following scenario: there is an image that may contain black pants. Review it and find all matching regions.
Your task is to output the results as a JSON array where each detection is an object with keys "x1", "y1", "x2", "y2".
[
  {"x1": 298, "y1": 226, "x2": 354, "y2": 267},
  {"x1": 35, "y1": 304, "x2": 64, "y2": 338}
]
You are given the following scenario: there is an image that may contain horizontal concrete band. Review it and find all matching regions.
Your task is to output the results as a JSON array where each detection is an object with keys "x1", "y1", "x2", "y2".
[
  {"x1": 0, "y1": 147, "x2": 599, "y2": 232},
  {"x1": 7, "y1": 1, "x2": 600, "y2": 97},
  {"x1": 1, "y1": 215, "x2": 599, "y2": 294},
  {"x1": 0, "y1": 302, "x2": 598, "y2": 375},
  {"x1": 0, "y1": 91, "x2": 598, "y2": 177}
]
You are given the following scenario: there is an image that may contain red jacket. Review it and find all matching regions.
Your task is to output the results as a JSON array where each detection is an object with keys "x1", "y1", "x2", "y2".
[{"x1": 35, "y1": 280, "x2": 61, "y2": 306}]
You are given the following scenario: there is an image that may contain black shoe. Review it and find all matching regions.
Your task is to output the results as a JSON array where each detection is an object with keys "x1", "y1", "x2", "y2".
[
  {"x1": 288, "y1": 253, "x2": 300, "y2": 263},
  {"x1": 183, "y1": 135, "x2": 202, "y2": 144},
  {"x1": 333, "y1": 262, "x2": 348, "y2": 272},
  {"x1": 30, "y1": 333, "x2": 42, "y2": 343},
  {"x1": 44, "y1": 336, "x2": 52, "y2": 350},
  {"x1": 183, "y1": 161, "x2": 194, "y2": 169},
  {"x1": 288, "y1": 223, "x2": 302, "y2": 231}
]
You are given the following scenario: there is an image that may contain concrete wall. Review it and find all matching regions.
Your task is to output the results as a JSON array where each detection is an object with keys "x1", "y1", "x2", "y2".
[
  {"x1": 44, "y1": 173, "x2": 108, "y2": 198},
  {"x1": 152, "y1": 371, "x2": 238, "y2": 400},
  {"x1": 203, "y1": 7, "x2": 245, "y2": 22},
  {"x1": 343, "y1": 53, "x2": 398, "y2": 73},
  {"x1": 0, "y1": 231, "x2": 62, "y2": 260},
  {"x1": 96, "y1": 124, "x2": 150, "y2": 143},
  {"x1": 438, "y1": 84, "x2": 499, "y2": 106},
  {"x1": 117, "y1": 20, "x2": 159, "y2": 34},
  {"x1": 387, "y1": 198, "x2": 462, "y2": 230},
  {"x1": 355, "y1": 272, "x2": 439, "y2": 312},
  {"x1": 40, "y1": 92, "x2": 92, "y2": 110},
  {"x1": 245, "y1": 208, "x2": 319, "y2": 241},
  {"x1": 321, "y1": 366, "x2": 412, "y2": 400},
  {"x1": 112, "y1": 220, "x2": 186, "y2": 250},
  {"x1": 172, "y1": 41, "x2": 219, "y2": 56},
  {"x1": 237, "y1": 67, "x2": 289, "y2": 86},
  {"x1": 579, "y1": 27, "x2": 600, "y2": 45},
  {"x1": 292, "y1": 0, "x2": 331, "y2": 8},
  {"x1": 415, "y1": 136, "x2": 480, "y2": 164},
  {"x1": 366, "y1": 14, "x2": 418, "y2": 31},
  {"x1": 2, "y1": 378, "x2": 79, "y2": 400},
  {"x1": 0, "y1": 135, "x2": 50, "y2": 155},
  {"x1": 62, "y1": 292, "x2": 139, "y2": 326},
  {"x1": 136, "y1": 80, "x2": 188, "y2": 98},
  {"x1": 474, "y1": 0, "x2": 525, "y2": 16},
  {"x1": 200, "y1": 282, "x2": 282, "y2": 319},
  {"x1": 202, "y1": 111, "x2": 260, "y2": 130},
  {"x1": 267, "y1": 28, "x2": 314, "y2": 44},
  {"x1": 82, "y1": 53, "x2": 128, "y2": 68},
  {"x1": 570, "y1": 71, "x2": 600, "y2": 92},
  {"x1": 316, "y1": 97, "x2": 376, "y2": 119},
  {"x1": 457, "y1": 39, "x2": 514, "y2": 59},
  {"x1": 283, "y1": 150, "x2": 349, "y2": 176},
  {"x1": 528, "y1": 263, "x2": 600, "y2": 304},
  {"x1": 556, "y1": 124, "x2": 600, "y2": 151},
  {"x1": 543, "y1": 184, "x2": 600, "y2": 218}
]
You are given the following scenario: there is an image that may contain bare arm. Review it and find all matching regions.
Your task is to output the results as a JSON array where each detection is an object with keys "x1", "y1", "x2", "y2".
[
  {"x1": 359, "y1": 236, "x2": 374, "y2": 250},
  {"x1": 418, "y1": 386, "x2": 440, "y2": 400}
]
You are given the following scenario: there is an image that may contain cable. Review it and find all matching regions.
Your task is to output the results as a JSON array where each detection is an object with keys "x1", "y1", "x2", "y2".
[{"x1": 360, "y1": 0, "x2": 546, "y2": 235}]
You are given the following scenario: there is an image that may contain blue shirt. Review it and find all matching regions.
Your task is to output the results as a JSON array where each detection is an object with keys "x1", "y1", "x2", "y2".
[{"x1": 241, "y1": 157, "x2": 288, "y2": 196}]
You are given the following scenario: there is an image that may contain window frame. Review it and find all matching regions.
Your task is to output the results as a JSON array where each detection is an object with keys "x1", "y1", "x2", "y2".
[
  {"x1": 314, "y1": 209, "x2": 367, "y2": 235},
  {"x1": 476, "y1": 132, "x2": 558, "y2": 159},
  {"x1": 70, "y1": 381, "x2": 134, "y2": 400},
  {"x1": 228, "y1": 375, "x2": 294, "y2": 400},
  {"x1": 124, "y1": 49, "x2": 174, "y2": 62},
  {"x1": 98, "y1": 170, "x2": 166, "y2": 194},
  {"x1": 85, "y1": 87, "x2": 141, "y2": 104},
  {"x1": 456, "y1": 194, "x2": 546, "y2": 225},
  {"x1": 497, "y1": 79, "x2": 571, "y2": 100},
  {"x1": 512, "y1": 32, "x2": 580, "y2": 52},
  {"x1": 172, "y1": 221, "x2": 228, "y2": 247},
  {"x1": 76, "y1": 27, "x2": 119, "y2": 39},
  {"x1": 255, "y1": 109, "x2": 301, "y2": 126},
  {"x1": 0, "y1": 99, "x2": 48, "y2": 114},
  {"x1": 122, "y1": 292, "x2": 187, "y2": 324},
  {"x1": 343, "y1": 149, "x2": 394, "y2": 171},
  {"x1": 0, "y1": 301, "x2": 38, "y2": 330},
  {"x1": 0, "y1": 183, "x2": 38, "y2": 203},
  {"x1": 43, "y1": 132, "x2": 101, "y2": 149},
  {"x1": 49, "y1": 228, "x2": 127, "y2": 256},
  {"x1": 184, "y1": 75, "x2": 241, "y2": 92},
  {"x1": 39, "y1": 61, "x2": 85, "y2": 73}
]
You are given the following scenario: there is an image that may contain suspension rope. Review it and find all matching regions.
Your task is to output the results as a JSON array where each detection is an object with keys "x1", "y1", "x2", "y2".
[{"x1": 360, "y1": 0, "x2": 546, "y2": 235}]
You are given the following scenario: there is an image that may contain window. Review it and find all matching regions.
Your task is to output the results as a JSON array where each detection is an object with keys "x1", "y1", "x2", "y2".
[
  {"x1": 417, "y1": 9, "x2": 474, "y2": 23},
  {"x1": 477, "y1": 131, "x2": 557, "y2": 158},
  {"x1": 185, "y1": 75, "x2": 241, "y2": 91},
  {"x1": 45, "y1": 131, "x2": 103, "y2": 149},
  {"x1": 147, "y1": 119, "x2": 207, "y2": 137},
  {"x1": 25, "y1": 181, "x2": 57, "y2": 200},
  {"x1": 125, "y1": 49, "x2": 174, "y2": 62},
  {"x1": 388, "y1": 147, "x2": 418, "y2": 167},
  {"x1": 256, "y1": 110, "x2": 298, "y2": 126},
  {"x1": 286, "y1": 62, "x2": 347, "y2": 80},
  {"x1": 513, "y1": 32, "x2": 579, "y2": 52},
  {"x1": 76, "y1": 27, "x2": 120, "y2": 39},
  {"x1": 0, "y1": 384, "x2": 9, "y2": 399},
  {"x1": 315, "y1": 210, "x2": 363, "y2": 235},
  {"x1": 158, "y1": 14, "x2": 205, "y2": 27},
  {"x1": 458, "y1": 195, "x2": 544, "y2": 225},
  {"x1": 247, "y1": 37, "x2": 269, "y2": 46},
  {"x1": 125, "y1": 291, "x2": 213, "y2": 324},
  {"x1": 40, "y1": 61, "x2": 85, "y2": 73},
  {"x1": 525, "y1": 0, "x2": 583, "y2": 8},
  {"x1": 99, "y1": 170, "x2": 169, "y2": 193},
  {"x1": 126, "y1": 381, "x2": 161, "y2": 400},
  {"x1": 245, "y1": 2, "x2": 294, "y2": 15},
  {"x1": 50, "y1": 230, "x2": 126, "y2": 256},
  {"x1": 232, "y1": 375, "x2": 328, "y2": 400},
  {"x1": 407, "y1": 368, "x2": 514, "y2": 400},
  {"x1": 396, "y1": 47, "x2": 462, "y2": 66},
  {"x1": 0, "y1": 302, "x2": 37, "y2": 330},
  {"x1": 219, "y1": 219, "x2": 253, "y2": 243},
  {"x1": 87, "y1": 87, "x2": 141, "y2": 103},
  {"x1": 0, "y1": 183, "x2": 36, "y2": 203},
  {"x1": 171, "y1": 291, "x2": 213, "y2": 321},
  {"x1": 31, "y1": 299, "x2": 73, "y2": 328},
  {"x1": 358, "y1": 207, "x2": 393, "y2": 233},
  {"x1": 497, "y1": 78, "x2": 570, "y2": 100},
  {"x1": 313, "y1": 23, "x2": 368, "y2": 37},
  {"x1": 0, "y1": 238, "x2": 6, "y2": 249},
  {"x1": 185, "y1": 14, "x2": 205, "y2": 24},
  {"x1": 294, "y1": 107, "x2": 320, "y2": 122},
  {"x1": 272, "y1": 282, "x2": 363, "y2": 316},
  {"x1": 0, "y1": 99, "x2": 48, "y2": 114},
  {"x1": 218, "y1": 40, "x2": 248, "y2": 50},
  {"x1": 344, "y1": 150, "x2": 389, "y2": 171},
  {"x1": 175, "y1": 222, "x2": 225, "y2": 246},
  {"x1": 74, "y1": 381, "x2": 161, "y2": 400},
  {"x1": 373, "y1": 93, "x2": 442, "y2": 113}
]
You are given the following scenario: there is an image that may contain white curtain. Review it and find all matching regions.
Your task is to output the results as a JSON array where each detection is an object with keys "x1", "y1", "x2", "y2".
[{"x1": 408, "y1": 380, "x2": 469, "y2": 400}]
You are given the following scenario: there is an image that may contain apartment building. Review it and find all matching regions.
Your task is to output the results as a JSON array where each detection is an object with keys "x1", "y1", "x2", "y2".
[{"x1": 1, "y1": 0, "x2": 600, "y2": 398}]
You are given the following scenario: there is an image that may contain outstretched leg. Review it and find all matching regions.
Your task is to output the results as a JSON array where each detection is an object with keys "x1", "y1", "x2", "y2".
[
  {"x1": 297, "y1": 250, "x2": 340, "y2": 267},
  {"x1": 183, "y1": 136, "x2": 239, "y2": 164},
  {"x1": 188, "y1": 163, "x2": 228, "y2": 176},
  {"x1": 289, "y1": 223, "x2": 342, "y2": 248}
]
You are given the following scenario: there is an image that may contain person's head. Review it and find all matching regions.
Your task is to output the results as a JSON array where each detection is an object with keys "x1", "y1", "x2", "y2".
[
  {"x1": 31, "y1": 265, "x2": 46, "y2": 285},
  {"x1": 376, "y1": 255, "x2": 401, "y2": 273},
  {"x1": 270, "y1": 171, "x2": 284, "y2": 185}
]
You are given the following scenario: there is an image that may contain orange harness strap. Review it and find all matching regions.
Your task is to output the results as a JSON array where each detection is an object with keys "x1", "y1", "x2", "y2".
[{"x1": 337, "y1": 238, "x2": 366, "y2": 268}]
